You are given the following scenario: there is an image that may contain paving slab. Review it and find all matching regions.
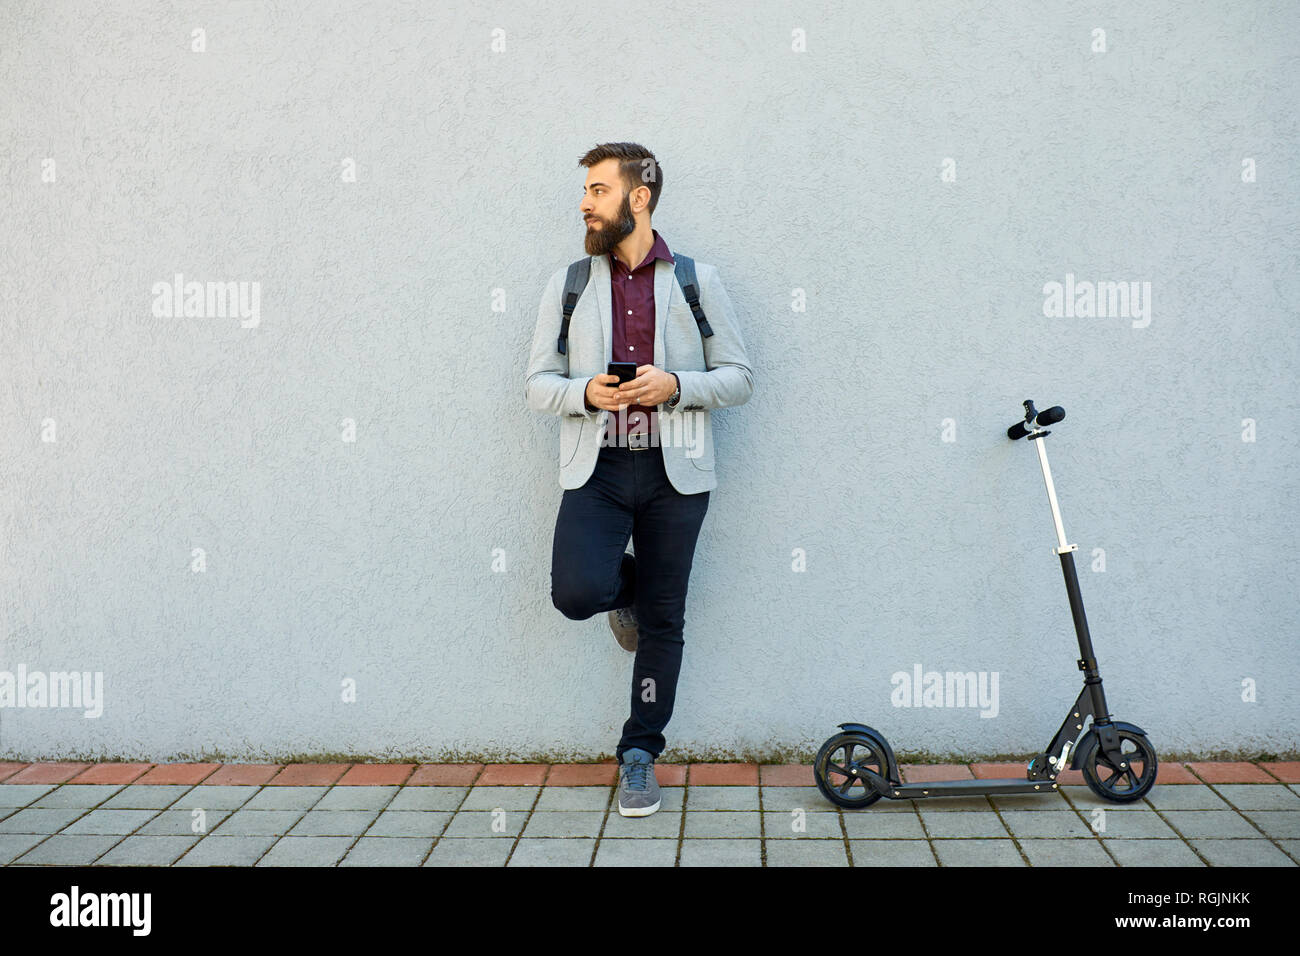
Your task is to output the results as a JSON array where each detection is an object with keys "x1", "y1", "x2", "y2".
[
  {"x1": 765, "y1": 839, "x2": 850, "y2": 866},
  {"x1": 459, "y1": 786, "x2": 539, "y2": 811},
  {"x1": 1189, "y1": 839, "x2": 1298, "y2": 867},
  {"x1": 340, "y1": 837, "x2": 433, "y2": 867},
  {"x1": 0, "y1": 786, "x2": 55, "y2": 808},
  {"x1": 440, "y1": 810, "x2": 525, "y2": 838},
  {"x1": 920, "y1": 810, "x2": 1011, "y2": 839},
  {"x1": 423, "y1": 837, "x2": 513, "y2": 867},
  {"x1": 999, "y1": 809, "x2": 1095, "y2": 839},
  {"x1": 848, "y1": 839, "x2": 937, "y2": 866},
  {"x1": 593, "y1": 838, "x2": 678, "y2": 867},
  {"x1": 761, "y1": 810, "x2": 842, "y2": 839},
  {"x1": 95, "y1": 835, "x2": 201, "y2": 866},
  {"x1": 1158, "y1": 810, "x2": 1263, "y2": 839},
  {"x1": 212, "y1": 809, "x2": 307, "y2": 837},
  {"x1": 1141, "y1": 786, "x2": 1231, "y2": 811},
  {"x1": 174, "y1": 835, "x2": 278, "y2": 866},
  {"x1": 242, "y1": 787, "x2": 327, "y2": 811},
  {"x1": 286, "y1": 810, "x2": 381, "y2": 837},
  {"x1": 177, "y1": 786, "x2": 262, "y2": 811},
  {"x1": 533, "y1": 787, "x2": 611, "y2": 811},
  {"x1": 0, "y1": 807, "x2": 86, "y2": 834},
  {"x1": 385, "y1": 787, "x2": 467, "y2": 812},
  {"x1": 135, "y1": 808, "x2": 234, "y2": 837},
  {"x1": 255, "y1": 835, "x2": 354, "y2": 866},
  {"x1": 1212, "y1": 785, "x2": 1300, "y2": 811},
  {"x1": 0, "y1": 833, "x2": 47, "y2": 865},
  {"x1": 313, "y1": 787, "x2": 399, "y2": 811},
  {"x1": 30, "y1": 785, "x2": 125, "y2": 809},
  {"x1": 365, "y1": 810, "x2": 453, "y2": 838},
  {"x1": 678, "y1": 838, "x2": 762, "y2": 867},
  {"x1": 1104, "y1": 839, "x2": 1206, "y2": 866},
  {"x1": 507, "y1": 838, "x2": 595, "y2": 867},
  {"x1": 685, "y1": 786, "x2": 760, "y2": 811},
  {"x1": 99, "y1": 785, "x2": 194, "y2": 810},
  {"x1": 521, "y1": 811, "x2": 604, "y2": 838},
  {"x1": 62, "y1": 809, "x2": 161, "y2": 836},
  {"x1": 1017, "y1": 838, "x2": 1116, "y2": 866},
  {"x1": 931, "y1": 839, "x2": 1025, "y2": 866},
  {"x1": 683, "y1": 811, "x2": 761, "y2": 838},
  {"x1": 842, "y1": 812, "x2": 926, "y2": 840},
  {"x1": 14, "y1": 834, "x2": 122, "y2": 865}
]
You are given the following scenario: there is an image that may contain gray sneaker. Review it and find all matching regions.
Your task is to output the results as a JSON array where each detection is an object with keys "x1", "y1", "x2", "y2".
[
  {"x1": 617, "y1": 748, "x2": 661, "y2": 817},
  {"x1": 608, "y1": 605, "x2": 639, "y2": 652}
]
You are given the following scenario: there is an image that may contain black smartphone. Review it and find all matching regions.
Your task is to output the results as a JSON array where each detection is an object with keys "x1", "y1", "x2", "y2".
[{"x1": 607, "y1": 361, "x2": 638, "y2": 384}]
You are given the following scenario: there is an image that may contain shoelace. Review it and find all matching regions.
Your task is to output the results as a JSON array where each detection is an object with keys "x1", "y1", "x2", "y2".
[
  {"x1": 622, "y1": 760, "x2": 650, "y2": 792},
  {"x1": 616, "y1": 606, "x2": 637, "y2": 629}
]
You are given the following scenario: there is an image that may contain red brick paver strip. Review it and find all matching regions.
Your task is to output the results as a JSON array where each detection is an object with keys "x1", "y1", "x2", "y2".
[
  {"x1": 69, "y1": 763, "x2": 154, "y2": 785},
  {"x1": 338, "y1": 764, "x2": 416, "y2": 786},
  {"x1": 477, "y1": 764, "x2": 548, "y2": 786},
  {"x1": 0, "y1": 762, "x2": 31, "y2": 783},
  {"x1": 971, "y1": 762, "x2": 1029, "y2": 779},
  {"x1": 268, "y1": 763, "x2": 351, "y2": 786},
  {"x1": 545, "y1": 763, "x2": 618, "y2": 786},
  {"x1": 1153, "y1": 762, "x2": 1198, "y2": 783},
  {"x1": 135, "y1": 763, "x2": 222, "y2": 785},
  {"x1": 1261, "y1": 762, "x2": 1300, "y2": 783},
  {"x1": 203, "y1": 764, "x2": 283, "y2": 786},
  {"x1": 900, "y1": 764, "x2": 973, "y2": 782},
  {"x1": 760, "y1": 764, "x2": 816, "y2": 786},
  {"x1": 1186, "y1": 761, "x2": 1275, "y2": 783},
  {"x1": 406, "y1": 764, "x2": 482, "y2": 786},
  {"x1": 5, "y1": 762, "x2": 93, "y2": 784},
  {"x1": 689, "y1": 763, "x2": 759, "y2": 785}
]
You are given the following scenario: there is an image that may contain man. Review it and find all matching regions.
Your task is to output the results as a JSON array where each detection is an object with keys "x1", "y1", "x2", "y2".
[{"x1": 525, "y1": 142, "x2": 754, "y2": 817}]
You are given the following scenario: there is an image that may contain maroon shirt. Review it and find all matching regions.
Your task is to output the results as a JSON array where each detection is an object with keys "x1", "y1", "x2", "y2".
[{"x1": 607, "y1": 229, "x2": 674, "y2": 440}]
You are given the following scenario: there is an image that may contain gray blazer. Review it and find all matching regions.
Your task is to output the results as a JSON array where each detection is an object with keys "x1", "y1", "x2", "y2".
[{"x1": 525, "y1": 252, "x2": 754, "y2": 494}]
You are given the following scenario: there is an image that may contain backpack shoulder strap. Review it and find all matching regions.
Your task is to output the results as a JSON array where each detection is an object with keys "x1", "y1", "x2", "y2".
[
  {"x1": 556, "y1": 257, "x2": 592, "y2": 355},
  {"x1": 673, "y1": 254, "x2": 714, "y2": 338}
]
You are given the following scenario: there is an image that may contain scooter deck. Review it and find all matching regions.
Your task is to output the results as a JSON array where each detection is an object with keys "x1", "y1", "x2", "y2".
[{"x1": 883, "y1": 777, "x2": 1057, "y2": 799}]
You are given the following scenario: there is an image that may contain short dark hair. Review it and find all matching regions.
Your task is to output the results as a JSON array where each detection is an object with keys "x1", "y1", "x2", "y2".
[{"x1": 578, "y1": 142, "x2": 663, "y2": 215}]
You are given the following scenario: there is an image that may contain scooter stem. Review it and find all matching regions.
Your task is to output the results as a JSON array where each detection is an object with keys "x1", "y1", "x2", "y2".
[{"x1": 1031, "y1": 432, "x2": 1075, "y2": 555}]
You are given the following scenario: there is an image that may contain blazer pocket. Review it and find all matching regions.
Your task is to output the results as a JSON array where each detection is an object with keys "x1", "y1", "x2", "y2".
[{"x1": 560, "y1": 419, "x2": 584, "y2": 467}]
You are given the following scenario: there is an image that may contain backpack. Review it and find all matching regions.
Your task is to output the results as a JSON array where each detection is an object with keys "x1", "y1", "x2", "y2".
[{"x1": 556, "y1": 254, "x2": 714, "y2": 355}]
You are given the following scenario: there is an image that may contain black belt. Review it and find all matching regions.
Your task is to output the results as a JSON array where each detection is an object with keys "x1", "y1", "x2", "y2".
[{"x1": 607, "y1": 430, "x2": 654, "y2": 452}]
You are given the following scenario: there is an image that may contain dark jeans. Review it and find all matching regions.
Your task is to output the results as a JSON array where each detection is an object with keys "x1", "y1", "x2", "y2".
[{"x1": 550, "y1": 441, "x2": 710, "y2": 762}]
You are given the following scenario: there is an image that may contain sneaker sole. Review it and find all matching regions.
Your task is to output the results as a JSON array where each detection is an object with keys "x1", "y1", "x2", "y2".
[{"x1": 617, "y1": 798, "x2": 661, "y2": 817}]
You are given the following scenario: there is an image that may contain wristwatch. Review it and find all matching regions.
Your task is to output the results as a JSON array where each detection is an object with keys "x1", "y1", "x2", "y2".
[{"x1": 666, "y1": 374, "x2": 681, "y2": 409}]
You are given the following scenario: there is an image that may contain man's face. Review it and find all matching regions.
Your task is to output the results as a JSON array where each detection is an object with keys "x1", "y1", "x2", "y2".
[{"x1": 581, "y1": 158, "x2": 637, "y2": 256}]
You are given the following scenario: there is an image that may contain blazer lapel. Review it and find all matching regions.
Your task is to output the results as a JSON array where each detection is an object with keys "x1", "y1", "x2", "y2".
[
  {"x1": 653, "y1": 257, "x2": 670, "y2": 371},
  {"x1": 592, "y1": 253, "x2": 611, "y2": 365}
]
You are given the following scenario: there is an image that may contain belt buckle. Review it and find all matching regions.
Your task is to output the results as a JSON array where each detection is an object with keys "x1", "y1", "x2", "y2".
[{"x1": 626, "y1": 430, "x2": 651, "y2": 451}]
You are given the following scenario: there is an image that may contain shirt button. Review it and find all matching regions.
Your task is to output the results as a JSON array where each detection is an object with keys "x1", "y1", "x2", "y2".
[
  {"x1": 629, "y1": 345, "x2": 635, "y2": 351},
  {"x1": 626, "y1": 310, "x2": 632, "y2": 315}
]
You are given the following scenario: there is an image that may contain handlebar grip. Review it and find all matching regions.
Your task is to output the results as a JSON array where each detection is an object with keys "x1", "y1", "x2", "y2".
[
  {"x1": 1038, "y1": 405, "x2": 1065, "y2": 426},
  {"x1": 1007, "y1": 403, "x2": 1065, "y2": 439}
]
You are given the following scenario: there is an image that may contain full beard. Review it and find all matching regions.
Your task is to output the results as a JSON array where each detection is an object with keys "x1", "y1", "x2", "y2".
[{"x1": 583, "y1": 195, "x2": 637, "y2": 256}]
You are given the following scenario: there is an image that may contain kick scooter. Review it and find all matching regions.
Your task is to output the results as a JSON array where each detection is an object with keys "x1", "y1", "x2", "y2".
[{"x1": 813, "y1": 400, "x2": 1158, "y2": 808}]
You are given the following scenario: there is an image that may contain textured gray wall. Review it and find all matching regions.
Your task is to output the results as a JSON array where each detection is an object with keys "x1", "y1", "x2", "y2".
[{"x1": 2, "y1": 1, "x2": 1297, "y2": 762}]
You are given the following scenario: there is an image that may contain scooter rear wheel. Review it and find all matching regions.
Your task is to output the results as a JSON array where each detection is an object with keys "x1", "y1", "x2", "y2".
[
  {"x1": 1079, "y1": 729, "x2": 1158, "y2": 803},
  {"x1": 814, "y1": 732, "x2": 886, "y2": 808}
]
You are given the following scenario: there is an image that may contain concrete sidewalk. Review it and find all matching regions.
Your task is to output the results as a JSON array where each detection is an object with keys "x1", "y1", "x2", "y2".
[{"x1": 1, "y1": 760, "x2": 1296, "y2": 866}]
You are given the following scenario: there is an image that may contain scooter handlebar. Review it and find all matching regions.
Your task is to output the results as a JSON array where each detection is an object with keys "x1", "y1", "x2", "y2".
[{"x1": 1007, "y1": 401, "x2": 1065, "y2": 439}]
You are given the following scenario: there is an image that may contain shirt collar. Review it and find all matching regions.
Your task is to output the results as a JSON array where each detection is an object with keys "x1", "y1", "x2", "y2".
[{"x1": 610, "y1": 228, "x2": 675, "y2": 273}]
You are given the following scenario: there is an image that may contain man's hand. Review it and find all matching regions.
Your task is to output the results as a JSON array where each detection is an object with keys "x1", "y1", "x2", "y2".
[{"x1": 585, "y1": 366, "x2": 677, "y2": 411}]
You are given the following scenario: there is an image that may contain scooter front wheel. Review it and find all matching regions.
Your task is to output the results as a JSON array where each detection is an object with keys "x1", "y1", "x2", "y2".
[
  {"x1": 1079, "y1": 729, "x2": 1158, "y2": 803},
  {"x1": 814, "y1": 732, "x2": 887, "y2": 809}
]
